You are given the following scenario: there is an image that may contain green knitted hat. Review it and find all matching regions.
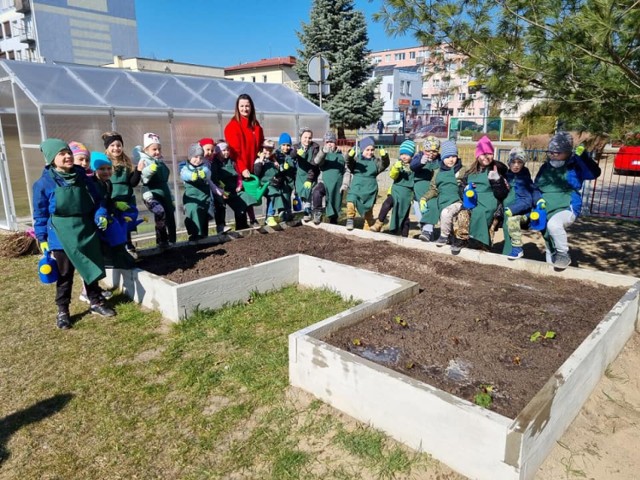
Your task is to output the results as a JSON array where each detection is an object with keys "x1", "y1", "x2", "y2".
[{"x1": 40, "y1": 138, "x2": 70, "y2": 165}]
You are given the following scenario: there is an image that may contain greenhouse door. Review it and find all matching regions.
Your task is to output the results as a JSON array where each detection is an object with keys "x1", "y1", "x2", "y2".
[{"x1": 0, "y1": 112, "x2": 17, "y2": 230}]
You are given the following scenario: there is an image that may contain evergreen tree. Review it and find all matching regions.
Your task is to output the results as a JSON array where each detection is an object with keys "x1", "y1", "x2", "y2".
[{"x1": 296, "y1": 0, "x2": 383, "y2": 138}]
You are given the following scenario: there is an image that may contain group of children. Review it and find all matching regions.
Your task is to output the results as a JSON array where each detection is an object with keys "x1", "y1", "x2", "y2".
[
  {"x1": 367, "y1": 132, "x2": 600, "y2": 271},
  {"x1": 33, "y1": 128, "x2": 599, "y2": 330}
]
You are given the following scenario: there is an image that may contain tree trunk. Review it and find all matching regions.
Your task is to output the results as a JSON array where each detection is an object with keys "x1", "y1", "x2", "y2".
[{"x1": 337, "y1": 126, "x2": 346, "y2": 139}]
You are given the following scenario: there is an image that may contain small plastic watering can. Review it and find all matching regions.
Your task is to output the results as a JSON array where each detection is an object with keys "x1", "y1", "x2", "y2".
[{"x1": 242, "y1": 174, "x2": 269, "y2": 203}]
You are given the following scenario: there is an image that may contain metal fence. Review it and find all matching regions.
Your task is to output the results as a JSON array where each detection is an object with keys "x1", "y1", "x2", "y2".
[{"x1": 496, "y1": 149, "x2": 640, "y2": 220}]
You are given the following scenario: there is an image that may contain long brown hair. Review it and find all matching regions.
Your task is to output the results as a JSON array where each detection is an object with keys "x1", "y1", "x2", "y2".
[
  {"x1": 102, "y1": 131, "x2": 133, "y2": 172},
  {"x1": 233, "y1": 93, "x2": 258, "y2": 127}
]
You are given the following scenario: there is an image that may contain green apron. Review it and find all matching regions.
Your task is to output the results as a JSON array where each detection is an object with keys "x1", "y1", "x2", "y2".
[
  {"x1": 347, "y1": 156, "x2": 379, "y2": 216},
  {"x1": 320, "y1": 151, "x2": 345, "y2": 218},
  {"x1": 50, "y1": 170, "x2": 105, "y2": 285},
  {"x1": 110, "y1": 166, "x2": 135, "y2": 204},
  {"x1": 389, "y1": 166, "x2": 414, "y2": 232},
  {"x1": 413, "y1": 161, "x2": 438, "y2": 199},
  {"x1": 183, "y1": 167, "x2": 211, "y2": 237},
  {"x1": 467, "y1": 171, "x2": 498, "y2": 247},
  {"x1": 536, "y1": 164, "x2": 574, "y2": 252},
  {"x1": 213, "y1": 159, "x2": 248, "y2": 214},
  {"x1": 146, "y1": 160, "x2": 176, "y2": 242},
  {"x1": 294, "y1": 147, "x2": 317, "y2": 201},
  {"x1": 422, "y1": 168, "x2": 460, "y2": 225},
  {"x1": 260, "y1": 161, "x2": 290, "y2": 212}
]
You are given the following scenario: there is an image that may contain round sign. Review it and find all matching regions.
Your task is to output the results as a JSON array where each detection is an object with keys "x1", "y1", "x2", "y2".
[{"x1": 307, "y1": 54, "x2": 331, "y2": 82}]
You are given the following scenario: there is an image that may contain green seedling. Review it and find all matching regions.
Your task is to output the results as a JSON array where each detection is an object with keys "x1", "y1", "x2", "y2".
[
  {"x1": 473, "y1": 384, "x2": 494, "y2": 409},
  {"x1": 352, "y1": 338, "x2": 362, "y2": 346},
  {"x1": 394, "y1": 315, "x2": 408, "y2": 327},
  {"x1": 530, "y1": 330, "x2": 557, "y2": 342}
]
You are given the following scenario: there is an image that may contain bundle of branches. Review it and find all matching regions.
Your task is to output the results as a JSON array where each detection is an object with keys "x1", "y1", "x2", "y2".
[{"x1": 0, "y1": 231, "x2": 38, "y2": 258}]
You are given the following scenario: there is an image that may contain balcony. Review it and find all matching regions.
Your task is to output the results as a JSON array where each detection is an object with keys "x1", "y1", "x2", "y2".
[{"x1": 15, "y1": 0, "x2": 30, "y2": 13}]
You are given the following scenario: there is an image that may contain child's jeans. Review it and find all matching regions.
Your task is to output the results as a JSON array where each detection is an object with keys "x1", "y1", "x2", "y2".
[
  {"x1": 439, "y1": 202, "x2": 463, "y2": 238},
  {"x1": 506, "y1": 214, "x2": 527, "y2": 247},
  {"x1": 53, "y1": 250, "x2": 103, "y2": 309},
  {"x1": 545, "y1": 209, "x2": 576, "y2": 263},
  {"x1": 143, "y1": 197, "x2": 168, "y2": 245}
]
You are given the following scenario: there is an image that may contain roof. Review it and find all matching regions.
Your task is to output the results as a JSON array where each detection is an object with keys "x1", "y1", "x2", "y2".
[
  {"x1": 0, "y1": 60, "x2": 323, "y2": 115},
  {"x1": 373, "y1": 65, "x2": 422, "y2": 77},
  {"x1": 225, "y1": 56, "x2": 297, "y2": 72}
]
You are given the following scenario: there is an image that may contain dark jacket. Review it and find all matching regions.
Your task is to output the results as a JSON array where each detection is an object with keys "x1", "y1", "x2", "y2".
[{"x1": 504, "y1": 167, "x2": 541, "y2": 215}]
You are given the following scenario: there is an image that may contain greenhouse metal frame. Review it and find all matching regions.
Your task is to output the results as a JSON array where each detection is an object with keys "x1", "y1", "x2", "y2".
[{"x1": 0, "y1": 60, "x2": 329, "y2": 231}]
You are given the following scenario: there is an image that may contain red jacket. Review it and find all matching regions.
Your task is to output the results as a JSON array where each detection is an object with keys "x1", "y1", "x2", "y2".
[{"x1": 224, "y1": 116, "x2": 264, "y2": 176}]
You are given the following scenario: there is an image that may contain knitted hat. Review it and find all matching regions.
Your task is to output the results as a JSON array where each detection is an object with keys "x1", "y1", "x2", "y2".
[
  {"x1": 263, "y1": 139, "x2": 275, "y2": 149},
  {"x1": 103, "y1": 133, "x2": 123, "y2": 149},
  {"x1": 278, "y1": 132, "x2": 292, "y2": 146},
  {"x1": 508, "y1": 147, "x2": 527, "y2": 164},
  {"x1": 358, "y1": 136, "x2": 375, "y2": 151},
  {"x1": 143, "y1": 132, "x2": 161, "y2": 149},
  {"x1": 188, "y1": 143, "x2": 204, "y2": 159},
  {"x1": 90, "y1": 151, "x2": 112, "y2": 171},
  {"x1": 475, "y1": 135, "x2": 494, "y2": 158},
  {"x1": 40, "y1": 138, "x2": 70, "y2": 166},
  {"x1": 69, "y1": 141, "x2": 89, "y2": 158},
  {"x1": 423, "y1": 136, "x2": 440, "y2": 152},
  {"x1": 399, "y1": 140, "x2": 416, "y2": 156},
  {"x1": 440, "y1": 141, "x2": 458, "y2": 160},
  {"x1": 324, "y1": 131, "x2": 337, "y2": 143},
  {"x1": 548, "y1": 132, "x2": 573, "y2": 153},
  {"x1": 216, "y1": 142, "x2": 228, "y2": 153},
  {"x1": 198, "y1": 137, "x2": 215, "y2": 147}
]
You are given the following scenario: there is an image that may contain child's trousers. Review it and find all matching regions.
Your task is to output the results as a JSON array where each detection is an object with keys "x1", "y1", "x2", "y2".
[
  {"x1": 439, "y1": 202, "x2": 463, "y2": 238},
  {"x1": 53, "y1": 250, "x2": 103, "y2": 309},
  {"x1": 545, "y1": 209, "x2": 576, "y2": 262},
  {"x1": 346, "y1": 201, "x2": 374, "y2": 230}
]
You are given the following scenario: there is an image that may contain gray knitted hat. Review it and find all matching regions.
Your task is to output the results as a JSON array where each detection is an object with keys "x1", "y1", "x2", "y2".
[
  {"x1": 188, "y1": 143, "x2": 204, "y2": 159},
  {"x1": 548, "y1": 132, "x2": 573, "y2": 153}
]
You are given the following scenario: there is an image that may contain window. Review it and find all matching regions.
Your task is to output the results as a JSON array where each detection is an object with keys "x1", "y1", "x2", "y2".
[
  {"x1": 262, "y1": 75, "x2": 267, "y2": 82},
  {"x1": 447, "y1": 94, "x2": 453, "y2": 102},
  {"x1": 409, "y1": 51, "x2": 416, "y2": 59},
  {"x1": 406, "y1": 81, "x2": 411, "y2": 95},
  {"x1": 458, "y1": 93, "x2": 466, "y2": 101},
  {"x1": 394, "y1": 52, "x2": 405, "y2": 61},
  {"x1": 479, "y1": 108, "x2": 486, "y2": 116},
  {"x1": 400, "y1": 80, "x2": 405, "y2": 95},
  {"x1": 251, "y1": 76, "x2": 256, "y2": 82},
  {"x1": 385, "y1": 54, "x2": 391, "y2": 62},
  {"x1": 433, "y1": 79, "x2": 440, "y2": 87},
  {"x1": 457, "y1": 108, "x2": 465, "y2": 116},
  {"x1": 3, "y1": 21, "x2": 10, "y2": 38}
]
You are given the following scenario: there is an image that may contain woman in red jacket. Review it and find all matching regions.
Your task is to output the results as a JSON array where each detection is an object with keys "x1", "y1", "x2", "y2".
[{"x1": 224, "y1": 94, "x2": 265, "y2": 226}]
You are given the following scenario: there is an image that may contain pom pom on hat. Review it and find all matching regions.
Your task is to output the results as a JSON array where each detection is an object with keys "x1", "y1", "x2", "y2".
[
  {"x1": 399, "y1": 140, "x2": 416, "y2": 156},
  {"x1": 143, "y1": 132, "x2": 161, "y2": 149},
  {"x1": 40, "y1": 138, "x2": 70, "y2": 165},
  {"x1": 508, "y1": 147, "x2": 527, "y2": 164},
  {"x1": 69, "y1": 141, "x2": 89, "y2": 158},
  {"x1": 90, "y1": 151, "x2": 112, "y2": 171},
  {"x1": 215, "y1": 142, "x2": 228, "y2": 154},
  {"x1": 278, "y1": 133, "x2": 292, "y2": 146},
  {"x1": 475, "y1": 135, "x2": 494, "y2": 158},
  {"x1": 440, "y1": 141, "x2": 458, "y2": 160},
  {"x1": 188, "y1": 143, "x2": 204, "y2": 159},
  {"x1": 324, "y1": 131, "x2": 337, "y2": 143},
  {"x1": 548, "y1": 132, "x2": 573, "y2": 153},
  {"x1": 198, "y1": 137, "x2": 214, "y2": 147},
  {"x1": 358, "y1": 136, "x2": 375, "y2": 151}
]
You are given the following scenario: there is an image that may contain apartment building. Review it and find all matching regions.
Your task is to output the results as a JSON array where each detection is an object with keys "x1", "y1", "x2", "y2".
[
  {"x1": 224, "y1": 56, "x2": 299, "y2": 91},
  {"x1": 0, "y1": 0, "x2": 138, "y2": 65},
  {"x1": 105, "y1": 55, "x2": 225, "y2": 78}
]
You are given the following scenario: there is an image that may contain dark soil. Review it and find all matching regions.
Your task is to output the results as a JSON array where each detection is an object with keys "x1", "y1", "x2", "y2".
[{"x1": 137, "y1": 226, "x2": 627, "y2": 418}]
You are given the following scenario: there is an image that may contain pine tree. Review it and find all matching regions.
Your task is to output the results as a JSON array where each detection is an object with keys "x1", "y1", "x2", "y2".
[{"x1": 296, "y1": 0, "x2": 383, "y2": 138}]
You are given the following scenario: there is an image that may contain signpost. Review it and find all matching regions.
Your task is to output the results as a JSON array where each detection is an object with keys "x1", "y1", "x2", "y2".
[{"x1": 307, "y1": 54, "x2": 331, "y2": 108}]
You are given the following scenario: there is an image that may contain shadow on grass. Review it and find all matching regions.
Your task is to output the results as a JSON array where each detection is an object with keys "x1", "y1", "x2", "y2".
[{"x1": 0, "y1": 393, "x2": 73, "y2": 465}]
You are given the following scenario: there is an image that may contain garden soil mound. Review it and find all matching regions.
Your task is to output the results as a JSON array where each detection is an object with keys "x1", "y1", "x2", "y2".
[{"x1": 137, "y1": 226, "x2": 627, "y2": 418}]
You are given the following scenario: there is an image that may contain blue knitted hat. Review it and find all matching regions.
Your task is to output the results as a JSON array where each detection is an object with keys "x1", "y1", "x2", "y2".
[
  {"x1": 90, "y1": 151, "x2": 112, "y2": 171},
  {"x1": 359, "y1": 136, "x2": 375, "y2": 151},
  {"x1": 278, "y1": 132, "x2": 292, "y2": 146},
  {"x1": 548, "y1": 132, "x2": 573, "y2": 153},
  {"x1": 440, "y1": 141, "x2": 458, "y2": 160},
  {"x1": 399, "y1": 140, "x2": 416, "y2": 156}
]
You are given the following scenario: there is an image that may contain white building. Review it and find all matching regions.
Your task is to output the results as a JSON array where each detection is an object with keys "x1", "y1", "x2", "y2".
[
  {"x1": 373, "y1": 65, "x2": 423, "y2": 124},
  {"x1": 0, "y1": 0, "x2": 138, "y2": 65}
]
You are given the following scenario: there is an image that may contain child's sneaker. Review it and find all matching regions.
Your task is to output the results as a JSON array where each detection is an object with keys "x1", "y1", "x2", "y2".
[
  {"x1": 434, "y1": 235, "x2": 448, "y2": 247},
  {"x1": 312, "y1": 210, "x2": 323, "y2": 225},
  {"x1": 507, "y1": 247, "x2": 524, "y2": 260},
  {"x1": 419, "y1": 231, "x2": 433, "y2": 242},
  {"x1": 369, "y1": 219, "x2": 384, "y2": 232},
  {"x1": 216, "y1": 225, "x2": 231, "y2": 235},
  {"x1": 250, "y1": 219, "x2": 260, "y2": 227},
  {"x1": 90, "y1": 303, "x2": 116, "y2": 317},
  {"x1": 450, "y1": 237, "x2": 466, "y2": 255},
  {"x1": 266, "y1": 216, "x2": 278, "y2": 227},
  {"x1": 56, "y1": 310, "x2": 71, "y2": 329},
  {"x1": 345, "y1": 219, "x2": 354, "y2": 231},
  {"x1": 553, "y1": 252, "x2": 571, "y2": 270},
  {"x1": 126, "y1": 242, "x2": 137, "y2": 253}
]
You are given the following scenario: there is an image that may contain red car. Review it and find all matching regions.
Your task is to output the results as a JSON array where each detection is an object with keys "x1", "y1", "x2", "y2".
[{"x1": 614, "y1": 145, "x2": 640, "y2": 175}]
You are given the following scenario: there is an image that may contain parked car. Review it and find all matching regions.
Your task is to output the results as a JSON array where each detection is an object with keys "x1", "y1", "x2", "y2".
[
  {"x1": 613, "y1": 145, "x2": 640, "y2": 175},
  {"x1": 413, "y1": 124, "x2": 448, "y2": 140},
  {"x1": 385, "y1": 119, "x2": 404, "y2": 134}
]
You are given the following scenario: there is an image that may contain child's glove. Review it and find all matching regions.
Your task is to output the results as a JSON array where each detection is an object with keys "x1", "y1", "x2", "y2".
[
  {"x1": 575, "y1": 145, "x2": 585, "y2": 156},
  {"x1": 39, "y1": 241, "x2": 49, "y2": 253},
  {"x1": 420, "y1": 154, "x2": 429, "y2": 165},
  {"x1": 96, "y1": 216, "x2": 108, "y2": 230},
  {"x1": 191, "y1": 172, "x2": 198, "y2": 181},
  {"x1": 379, "y1": 148, "x2": 387, "y2": 157},
  {"x1": 198, "y1": 169, "x2": 206, "y2": 179},
  {"x1": 536, "y1": 198, "x2": 546, "y2": 209},
  {"x1": 392, "y1": 160, "x2": 403, "y2": 170},
  {"x1": 115, "y1": 201, "x2": 130, "y2": 212},
  {"x1": 297, "y1": 148, "x2": 305, "y2": 157},
  {"x1": 347, "y1": 148, "x2": 356, "y2": 158},
  {"x1": 487, "y1": 169, "x2": 500, "y2": 181},
  {"x1": 283, "y1": 163, "x2": 289, "y2": 170},
  {"x1": 150, "y1": 163, "x2": 158, "y2": 172},
  {"x1": 124, "y1": 216, "x2": 133, "y2": 223},
  {"x1": 505, "y1": 207, "x2": 513, "y2": 217},
  {"x1": 303, "y1": 181, "x2": 312, "y2": 189},
  {"x1": 419, "y1": 198, "x2": 428, "y2": 214}
]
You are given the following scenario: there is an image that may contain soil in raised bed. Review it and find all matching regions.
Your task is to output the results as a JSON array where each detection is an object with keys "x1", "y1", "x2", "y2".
[{"x1": 137, "y1": 226, "x2": 627, "y2": 418}]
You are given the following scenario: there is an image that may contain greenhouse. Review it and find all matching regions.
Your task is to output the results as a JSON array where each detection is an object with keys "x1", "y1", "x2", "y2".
[{"x1": 0, "y1": 60, "x2": 329, "y2": 231}]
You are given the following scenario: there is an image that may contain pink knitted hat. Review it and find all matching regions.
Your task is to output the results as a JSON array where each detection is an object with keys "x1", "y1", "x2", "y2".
[
  {"x1": 475, "y1": 135, "x2": 494, "y2": 158},
  {"x1": 69, "y1": 141, "x2": 89, "y2": 158}
]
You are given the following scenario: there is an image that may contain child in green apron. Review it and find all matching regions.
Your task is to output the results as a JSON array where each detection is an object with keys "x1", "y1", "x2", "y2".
[
  {"x1": 33, "y1": 139, "x2": 116, "y2": 329},
  {"x1": 311, "y1": 131, "x2": 346, "y2": 225},
  {"x1": 410, "y1": 136, "x2": 441, "y2": 239},
  {"x1": 370, "y1": 140, "x2": 416, "y2": 236},
  {"x1": 180, "y1": 143, "x2": 211, "y2": 241},
  {"x1": 210, "y1": 142, "x2": 250, "y2": 230},
  {"x1": 293, "y1": 128, "x2": 320, "y2": 222},
  {"x1": 345, "y1": 136, "x2": 390, "y2": 231},
  {"x1": 137, "y1": 133, "x2": 176, "y2": 248}
]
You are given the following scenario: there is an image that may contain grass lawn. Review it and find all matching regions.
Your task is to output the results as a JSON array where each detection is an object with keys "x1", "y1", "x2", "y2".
[{"x1": 0, "y1": 254, "x2": 448, "y2": 480}]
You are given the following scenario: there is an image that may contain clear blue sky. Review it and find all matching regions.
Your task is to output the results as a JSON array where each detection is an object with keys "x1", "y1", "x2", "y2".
[{"x1": 134, "y1": 1, "x2": 414, "y2": 67}]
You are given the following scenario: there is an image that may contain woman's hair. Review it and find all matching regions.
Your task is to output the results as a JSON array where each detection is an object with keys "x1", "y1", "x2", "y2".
[
  {"x1": 233, "y1": 93, "x2": 258, "y2": 127},
  {"x1": 464, "y1": 157, "x2": 494, "y2": 176},
  {"x1": 102, "y1": 131, "x2": 133, "y2": 172}
]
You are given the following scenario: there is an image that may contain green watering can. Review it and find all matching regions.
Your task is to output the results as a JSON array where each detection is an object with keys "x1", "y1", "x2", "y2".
[{"x1": 240, "y1": 174, "x2": 269, "y2": 206}]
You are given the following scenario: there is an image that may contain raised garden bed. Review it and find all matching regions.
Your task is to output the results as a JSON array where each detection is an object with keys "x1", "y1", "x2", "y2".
[{"x1": 111, "y1": 224, "x2": 639, "y2": 479}]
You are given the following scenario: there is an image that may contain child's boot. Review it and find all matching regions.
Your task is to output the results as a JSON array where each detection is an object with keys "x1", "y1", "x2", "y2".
[
  {"x1": 56, "y1": 306, "x2": 71, "y2": 330},
  {"x1": 346, "y1": 202, "x2": 356, "y2": 231},
  {"x1": 450, "y1": 236, "x2": 466, "y2": 255},
  {"x1": 266, "y1": 216, "x2": 278, "y2": 227},
  {"x1": 312, "y1": 209, "x2": 323, "y2": 225},
  {"x1": 369, "y1": 219, "x2": 384, "y2": 232},
  {"x1": 363, "y1": 210, "x2": 375, "y2": 231}
]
